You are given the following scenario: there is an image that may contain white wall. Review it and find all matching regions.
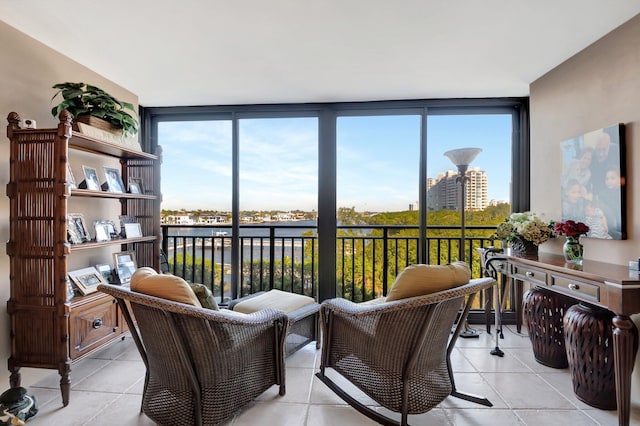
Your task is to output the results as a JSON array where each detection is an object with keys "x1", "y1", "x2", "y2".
[
  {"x1": 0, "y1": 20, "x2": 137, "y2": 382},
  {"x1": 530, "y1": 14, "x2": 640, "y2": 264},
  {"x1": 530, "y1": 14, "x2": 640, "y2": 405}
]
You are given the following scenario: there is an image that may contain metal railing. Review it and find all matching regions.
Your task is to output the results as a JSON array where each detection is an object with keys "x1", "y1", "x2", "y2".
[{"x1": 161, "y1": 223, "x2": 501, "y2": 305}]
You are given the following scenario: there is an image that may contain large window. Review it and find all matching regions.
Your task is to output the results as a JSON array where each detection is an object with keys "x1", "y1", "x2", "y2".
[
  {"x1": 145, "y1": 99, "x2": 528, "y2": 301},
  {"x1": 238, "y1": 117, "x2": 318, "y2": 213}
]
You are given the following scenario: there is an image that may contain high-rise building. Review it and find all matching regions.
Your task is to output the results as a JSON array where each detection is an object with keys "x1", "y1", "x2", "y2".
[{"x1": 426, "y1": 167, "x2": 488, "y2": 211}]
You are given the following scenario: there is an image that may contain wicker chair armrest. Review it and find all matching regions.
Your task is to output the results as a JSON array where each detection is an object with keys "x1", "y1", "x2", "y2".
[
  {"x1": 321, "y1": 277, "x2": 495, "y2": 317},
  {"x1": 98, "y1": 284, "x2": 287, "y2": 325}
]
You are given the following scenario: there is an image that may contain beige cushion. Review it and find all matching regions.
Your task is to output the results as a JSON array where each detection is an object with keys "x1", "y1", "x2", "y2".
[
  {"x1": 130, "y1": 267, "x2": 202, "y2": 307},
  {"x1": 386, "y1": 262, "x2": 471, "y2": 301},
  {"x1": 233, "y1": 289, "x2": 315, "y2": 314}
]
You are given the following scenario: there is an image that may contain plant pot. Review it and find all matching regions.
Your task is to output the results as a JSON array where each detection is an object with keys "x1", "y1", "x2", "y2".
[
  {"x1": 510, "y1": 238, "x2": 538, "y2": 257},
  {"x1": 74, "y1": 115, "x2": 122, "y2": 136}
]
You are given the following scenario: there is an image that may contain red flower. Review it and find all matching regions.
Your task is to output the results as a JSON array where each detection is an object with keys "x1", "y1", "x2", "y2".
[{"x1": 554, "y1": 220, "x2": 589, "y2": 238}]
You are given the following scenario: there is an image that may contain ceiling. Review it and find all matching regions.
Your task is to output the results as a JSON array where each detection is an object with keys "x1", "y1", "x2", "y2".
[{"x1": 1, "y1": 1, "x2": 639, "y2": 107}]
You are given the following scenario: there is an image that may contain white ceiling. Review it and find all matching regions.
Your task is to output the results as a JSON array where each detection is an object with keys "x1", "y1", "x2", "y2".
[{"x1": 1, "y1": 1, "x2": 639, "y2": 107}]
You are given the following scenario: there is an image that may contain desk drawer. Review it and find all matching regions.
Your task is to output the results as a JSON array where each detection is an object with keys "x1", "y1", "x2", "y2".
[
  {"x1": 511, "y1": 264, "x2": 547, "y2": 286},
  {"x1": 550, "y1": 275, "x2": 600, "y2": 303}
]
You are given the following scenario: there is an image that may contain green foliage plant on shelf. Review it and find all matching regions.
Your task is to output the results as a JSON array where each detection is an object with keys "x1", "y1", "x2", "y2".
[
  {"x1": 493, "y1": 212, "x2": 553, "y2": 247},
  {"x1": 50, "y1": 82, "x2": 139, "y2": 137}
]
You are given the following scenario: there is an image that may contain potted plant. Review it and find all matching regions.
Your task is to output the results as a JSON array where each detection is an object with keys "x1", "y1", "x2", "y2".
[
  {"x1": 50, "y1": 82, "x2": 139, "y2": 137},
  {"x1": 493, "y1": 212, "x2": 554, "y2": 256}
]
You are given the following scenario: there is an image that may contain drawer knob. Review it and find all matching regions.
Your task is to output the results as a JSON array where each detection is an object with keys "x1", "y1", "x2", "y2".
[
  {"x1": 92, "y1": 318, "x2": 103, "y2": 329},
  {"x1": 525, "y1": 271, "x2": 534, "y2": 277},
  {"x1": 568, "y1": 283, "x2": 580, "y2": 291}
]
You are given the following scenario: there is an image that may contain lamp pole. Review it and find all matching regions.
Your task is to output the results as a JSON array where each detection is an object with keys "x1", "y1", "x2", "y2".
[
  {"x1": 443, "y1": 148, "x2": 482, "y2": 263},
  {"x1": 444, "y1": 147, "x2": 482, "y2": 339},
  {"x1": 457, "y1": 164, "x2": 469, "y2": 262}
]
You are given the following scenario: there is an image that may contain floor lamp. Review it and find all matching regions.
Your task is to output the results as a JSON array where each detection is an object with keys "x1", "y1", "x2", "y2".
[{"x1": 444, "y1": 147, "x2": 482, "y2": 338}]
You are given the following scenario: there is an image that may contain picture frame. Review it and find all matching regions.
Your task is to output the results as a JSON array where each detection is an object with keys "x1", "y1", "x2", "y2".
[
  {"x1": 93, "y1": 220, "x2": 111, "y2": 242},
  {"x1": 560, "y1": 123, "x2": 626, "y2": 240},
  {"x1": 103, "y1": 166, "x2": 126, "y2": 193},
  {"x1": 67, "y1": 213, "x2": 91, "y2": 244},
  {"x1": 114, "y1": 251, "x2": 137, "y2": 284},
  {"x1": 81, "y1": 165, "x2": 100, "y2": 191},
  {"x1": 95, "y1": 263, "x2": 116, "y2": 284},
  {"x1": 119, "y1": 215, "x2": 136, "y2": 238},
  {"x1": 128, "y1": 177, "x2": 144, "y2": 194},
  {"x1": 67, "y1": 163, "x2": 77, "y2": 189},
  {"x1": 104, "y1": 220, "x2": 120, "y2": 239},
  {"x1": 68, "y1": 266, "x2": 106, "y2": 295},
  {"x1": 124, "y1": 222, "x2": 143, "y2": 239}
]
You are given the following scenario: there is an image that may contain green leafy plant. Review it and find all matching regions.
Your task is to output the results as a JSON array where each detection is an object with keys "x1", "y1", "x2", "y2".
[{"x1": 51, "y1": 82, "x2": 138, "y2": 137}]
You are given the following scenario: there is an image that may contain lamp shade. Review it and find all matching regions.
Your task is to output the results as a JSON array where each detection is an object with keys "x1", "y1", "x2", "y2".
[{"x1": 443, "y1": 148, "x2": 482, "y2": 168}]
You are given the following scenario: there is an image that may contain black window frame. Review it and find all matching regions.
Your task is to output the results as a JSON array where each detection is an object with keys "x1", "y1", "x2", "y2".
[{"x1": 141, "y1": 97, "x2": 529, "y2": 301}]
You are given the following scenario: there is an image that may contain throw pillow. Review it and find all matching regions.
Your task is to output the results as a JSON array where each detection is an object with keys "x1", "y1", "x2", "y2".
[
  {"x1": 386, "y1": 261, "x2": 471, "y2": 301},
  {"x1": 189, "y1": 283, "x2": 219, "y2": 310},
  {"x1": 130, "y1": 267, "x2": 202, "y2": 307}
]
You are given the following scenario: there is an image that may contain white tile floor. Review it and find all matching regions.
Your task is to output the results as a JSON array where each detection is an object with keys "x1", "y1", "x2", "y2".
[{"x1": 13, "y1": 324, "x2": 640, "y2": 425}]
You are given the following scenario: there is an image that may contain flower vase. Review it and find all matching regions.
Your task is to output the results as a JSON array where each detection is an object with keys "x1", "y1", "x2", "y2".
[{"x1": 563, "y1": 237, "x2": 583, "y2": 265}]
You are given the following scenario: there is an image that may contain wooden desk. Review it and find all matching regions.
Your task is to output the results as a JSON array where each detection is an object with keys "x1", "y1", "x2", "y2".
[{"x1": 506, "y1": 252, "x2": 640, "y2": 426}]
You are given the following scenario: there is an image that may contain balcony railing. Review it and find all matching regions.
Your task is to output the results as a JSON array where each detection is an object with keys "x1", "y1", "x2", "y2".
[{"x1": 161, "y1": 223, "x2": 501, "y2": 306}]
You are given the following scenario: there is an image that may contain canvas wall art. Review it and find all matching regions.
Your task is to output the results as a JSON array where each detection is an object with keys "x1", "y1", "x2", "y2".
[{"x1": 560, "y1": 123, "x2": 626, "y2": 240}]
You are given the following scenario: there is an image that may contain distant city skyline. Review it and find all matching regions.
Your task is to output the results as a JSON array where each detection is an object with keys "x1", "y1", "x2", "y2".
[{"x1": 159, "y1": 114, "x2": 511, "y2": 211}]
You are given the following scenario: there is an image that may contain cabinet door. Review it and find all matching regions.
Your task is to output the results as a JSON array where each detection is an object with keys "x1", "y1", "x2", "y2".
[{"x1": 70, "y1": 296, "x2": 122, "y2": 359}]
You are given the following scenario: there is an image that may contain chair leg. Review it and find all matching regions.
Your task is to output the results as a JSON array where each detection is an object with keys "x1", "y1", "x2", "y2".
[
  {"x1": 315, "y1": 372, "x2": 401, "y2": 426},
  {"x1": 447, "y1": 293, "x2": 493, "y2": 407}
]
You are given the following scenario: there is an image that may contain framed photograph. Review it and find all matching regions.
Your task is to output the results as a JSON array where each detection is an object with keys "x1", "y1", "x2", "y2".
[
  {"x1": 67, "y1": 163, "x2": 77, "y2": 189},
  {"x1": 93, "y1": 221, "x2": 111, "y2": 242},
  {"x1": 119, "y1": 215, "x2": 136, "y2": 238},
  {"x1": 81, "y1": 165, "x2": 100, "y2": 191},
  {"x1": 560, "y1": 123, "x2": 626, "y2": 240},
  {"x1": 114, "y1": 251, "x2": 137, "y2": 284},
  {"x1": 128, "y1": 177, "x2": 144, "y2": 194},
  {"x1": 104, "y1": 220, "x2": 120, "y2": 239},
  {"x1": 68, "y1": 266, "x2": 106, "y2": 295},
  {"x1": 95, "y1": 263, "x2": 115, "y2": 284},
  {"x1": 103, "y1": 166, "x2": 126, "y2": 193},
  {"x1": 124, "y1": 222, "x2": 143, "y2": 238},
  {"x1": 67, "y1": 213, "x2": 91, "y2": 244}
]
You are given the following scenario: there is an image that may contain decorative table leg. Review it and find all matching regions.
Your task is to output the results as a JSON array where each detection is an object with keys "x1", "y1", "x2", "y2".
[
  {"x1": 485, "y1": 287, "x2": 493, "y2": 332},
  {"x1": 612, "y1": 315, "x2": 638, "y2": 426},
  {"x1": 515, "y1": 279, "x2": 523, "y2": 333},
  {"x1": 60, "y1": 369, "x2": 71, "y2": 407}
]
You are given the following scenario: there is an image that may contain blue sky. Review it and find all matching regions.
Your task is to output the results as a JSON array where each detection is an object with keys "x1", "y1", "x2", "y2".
[{"x1": 159, "y1": 114, "x2": 511, "y2": 211}]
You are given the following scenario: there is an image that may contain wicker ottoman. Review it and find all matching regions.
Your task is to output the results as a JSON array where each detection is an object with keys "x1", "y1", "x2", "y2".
[
  {"x1": 563, "y1": 303, "x2": 638, "y2": 410},
  {"x1": 523, "y1": 287, "x2": 577, "y2": 368},
  {"x1": 227, "y1": 289, "x2": 320, "y2": 356}
]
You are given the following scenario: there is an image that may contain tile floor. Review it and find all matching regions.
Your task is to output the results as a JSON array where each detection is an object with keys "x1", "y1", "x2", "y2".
[{"x1": 12, "y1": 324, "x2": 640, "y2": 425}]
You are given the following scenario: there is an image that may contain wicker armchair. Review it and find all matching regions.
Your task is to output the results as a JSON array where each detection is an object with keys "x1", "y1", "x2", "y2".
[
  {"x1": 316, "y1": 278, "x2": 496, "y2": 426},
  {"x1": 98, "y1": 284, "x2": 288, "y2": 426}
]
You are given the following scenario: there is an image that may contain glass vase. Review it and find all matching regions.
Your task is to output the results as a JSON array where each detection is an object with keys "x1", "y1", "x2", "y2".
[{"x1": 563, "y1": 236, "x2": 583, "y2": 265}]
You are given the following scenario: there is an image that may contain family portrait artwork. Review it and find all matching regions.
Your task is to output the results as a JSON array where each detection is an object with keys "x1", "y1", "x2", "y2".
[{"x1": 560, "y1": 124, "x2": 626, "y2": 240}]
